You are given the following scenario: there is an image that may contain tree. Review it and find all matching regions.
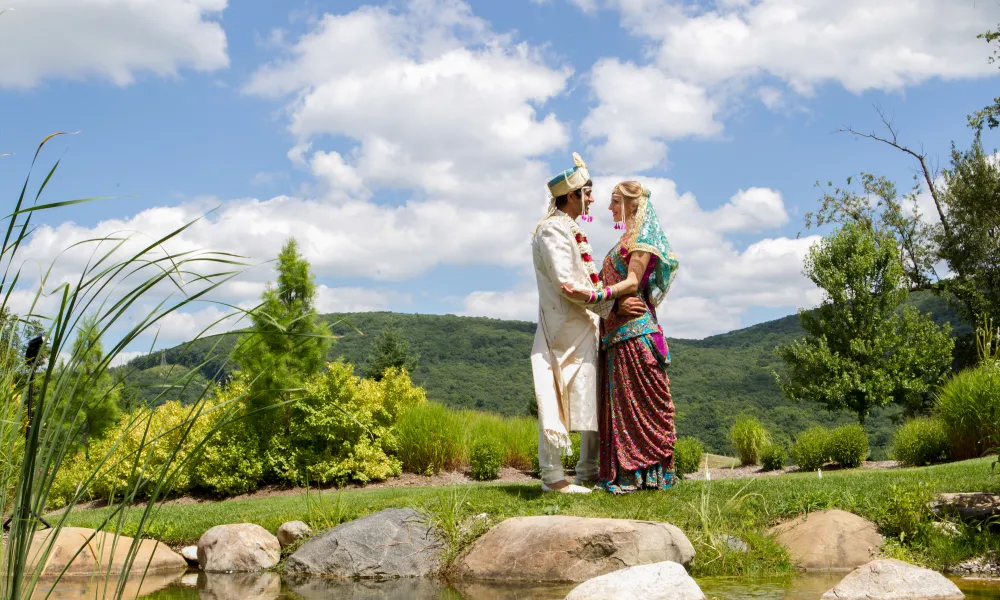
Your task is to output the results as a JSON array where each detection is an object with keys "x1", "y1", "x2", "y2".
[
  {"x1": 775, "y1": 222, "x2": 954, "y2": 425},
  {"x1": 66, "y1": 315, "x2": 121, "y2": 452},
  {"x1": 363, "y1": 324, "x2": 418, "y2": 381},
  {"x1": 232, "y1": 238, "x2": 332, "y2": 434},
  {"x1": 969, "y1": 23, "x2": 1000, "y2": 132}
]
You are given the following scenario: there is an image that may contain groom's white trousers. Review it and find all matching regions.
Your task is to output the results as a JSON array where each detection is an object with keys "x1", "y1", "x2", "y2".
[{"x1": 538, "y1": 430, "x2": 598, "y2": 485}]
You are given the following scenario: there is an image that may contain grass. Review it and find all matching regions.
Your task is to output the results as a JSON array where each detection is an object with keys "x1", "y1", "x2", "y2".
[{"x1": 61, "y1": 458, "x2": 1000, "y2": 578}]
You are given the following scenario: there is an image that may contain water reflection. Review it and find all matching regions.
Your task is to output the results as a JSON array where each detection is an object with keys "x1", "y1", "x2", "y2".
[
  {"x1": 30, "y1": 570, "x2": 1000, "y2": 600},
  {"x1": 30, "y1": 568, "x2": 185, "y2": 600}
]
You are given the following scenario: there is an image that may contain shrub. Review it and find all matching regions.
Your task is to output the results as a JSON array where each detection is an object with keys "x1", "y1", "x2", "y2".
[
  {"x1": 892, "y1": 417, "x2": 950, "y2": 467},
  {"x1": 935, "y1": 363, "x2": 1000, "y2": 460},
  {"x1": 266, "y1": 363, "x2": 425, "y2": 486},
  {"x1": 674, "y1": 437, "x2": 704, "y2": 476},
  {"x1": 828, "y1": 424, "x2": 869, "y2": 468},
  {"x1": 760, "y1": 443, "x2": 787, "y2": 472},
  {"x1": 791, "y1": 426, "x2": 831, "y2": 471},
  {"x1": 728, "y1": 415, "x2": 771, "y2": 466},
  {"x1": 188, "y1": 376, "x2": 265, "y2": 496},
  {"x1": 469, "y1": 439, "x2": 503, "y2": 481},
  {"x1": 395, "y1": 401, "x2": 465, "y2": 474}
]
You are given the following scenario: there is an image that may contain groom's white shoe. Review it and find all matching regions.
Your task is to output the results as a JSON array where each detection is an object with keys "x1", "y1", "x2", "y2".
[{"x1": 541, "y1": 482, "x2": 592, "y2": 494}]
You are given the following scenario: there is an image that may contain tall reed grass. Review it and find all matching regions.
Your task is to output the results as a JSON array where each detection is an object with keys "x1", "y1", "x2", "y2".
[
  {"x1": 0, "y1": 134, "x2": 266, "y2": 599},
  {"x1": 728, "y1": 415, "x2": 771, "y2": 466},
  {"x1": 395, "y1": 402, "x2": 537, "y2": 475}
]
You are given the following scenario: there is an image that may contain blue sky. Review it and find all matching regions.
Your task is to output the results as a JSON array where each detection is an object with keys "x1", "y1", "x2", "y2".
[{"x1": 2, "y1": 0, "x2": 1000, "y2": 357}]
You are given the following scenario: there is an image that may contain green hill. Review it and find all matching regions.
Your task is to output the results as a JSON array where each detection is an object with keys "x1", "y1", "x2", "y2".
[{"x1": 119, "y1": 291, "x2": 968, "y2": 454}]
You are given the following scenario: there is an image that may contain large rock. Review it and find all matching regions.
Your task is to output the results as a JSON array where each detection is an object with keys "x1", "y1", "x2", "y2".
[
  {"x1": 284, "y1": 508, "x2": 443, "y2": 578},
  {"x1": 769, "y1": 510, "x2": 882, "y2": 571},
  {"x1": 931, "y1": 493, "x2": 1000, "y2": 521},
  {"x1": 25, "y1": 527, "x2": 186, "y2": 576},
  {"x1": 565, "y1": 561, "x2": 706, "y2": 600},
  {"x1": 454, "y1": 516, "x2": 695, "y2": 583},
  {"x1": 820, "y1": 559, "x2": 964, "y2": 600},
  {"x1": 197, "y1": 524, "x2": 281, "y2": 573},
  {"x1": 277, "y1": 520, "x2": 312, "y2": 548}
]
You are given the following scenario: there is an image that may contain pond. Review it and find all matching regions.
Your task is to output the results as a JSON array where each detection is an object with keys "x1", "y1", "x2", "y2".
[{"x1": 30, "y1": 570, "x2": 1000, "y2": 600}]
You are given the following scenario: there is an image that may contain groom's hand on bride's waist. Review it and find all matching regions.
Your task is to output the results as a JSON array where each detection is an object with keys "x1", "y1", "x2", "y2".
[{"x1": 615, "y1": 297, "x2": 646, "y2": 319}]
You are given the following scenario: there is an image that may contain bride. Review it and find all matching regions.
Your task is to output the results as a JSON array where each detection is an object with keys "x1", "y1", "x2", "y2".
[{"x1": 562, "y1": 181, "x2": 680, "y2": 494}]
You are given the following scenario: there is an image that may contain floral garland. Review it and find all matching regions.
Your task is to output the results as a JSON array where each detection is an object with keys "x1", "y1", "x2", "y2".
[{"x1": 563, "y1": 216, "x2": 602, "y2": 289}]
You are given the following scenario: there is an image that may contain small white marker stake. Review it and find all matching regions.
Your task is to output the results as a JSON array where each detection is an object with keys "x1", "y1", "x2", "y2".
[
  {"x1": 817, "y1": 468, "x2": 822, "y2": 479},
  {"x1": 706, "y1": 471, "x2": 711, "y2": 481}
]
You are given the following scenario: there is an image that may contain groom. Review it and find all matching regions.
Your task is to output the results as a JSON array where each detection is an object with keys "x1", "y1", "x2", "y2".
[{"x1": 531, "y1": 153, "x2": 645, "y2": 493}]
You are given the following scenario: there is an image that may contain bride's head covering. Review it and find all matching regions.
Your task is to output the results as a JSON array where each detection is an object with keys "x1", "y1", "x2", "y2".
[{"x1": 614, "y1": 181, "x2": 680, "y2": 305}]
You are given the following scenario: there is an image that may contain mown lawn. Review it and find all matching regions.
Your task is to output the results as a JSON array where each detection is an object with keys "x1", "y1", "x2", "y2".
[{"x1": 63, "y1": 458, "x2": 1000, "y2": 577}]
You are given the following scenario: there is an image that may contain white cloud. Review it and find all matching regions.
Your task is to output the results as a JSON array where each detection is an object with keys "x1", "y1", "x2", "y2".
[
  {"x1": 315, "y1": 286, "x2": 410, "y2": 314},
  {"x1": 0, "y1": 0, "x2": 229, "y2": 89},
  {"x1": 246, "y1": 0, "x2": 570, "y2": 202},
  {"x1": 462, "y1": 290, "x2": 538, "y2": 321},
  {"x1": 757, "y1": 85, "x2": 784, "y2": 110},
  {"x1": 604, "y1": 0, "x2": 1000, "y2": 94},
  {"x1": 582, "y1": 59, "x2": 722, "y2": 173},
  {"x1": 464, "y1": 176, "x2": 821, "y2": 338}
]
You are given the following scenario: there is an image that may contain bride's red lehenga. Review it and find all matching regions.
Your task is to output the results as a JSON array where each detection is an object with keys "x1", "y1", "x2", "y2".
[{"x1": 597, "y1": 189, "x2": 680, "y2": 494}]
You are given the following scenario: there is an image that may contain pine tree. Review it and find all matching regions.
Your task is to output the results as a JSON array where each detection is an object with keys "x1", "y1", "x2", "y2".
[
  {"x1": 363, "y1": 325, "x2": 418, "y2": 381},
  {"x1": 233, "y1": 238, "x2": 332, "y2": 425}
]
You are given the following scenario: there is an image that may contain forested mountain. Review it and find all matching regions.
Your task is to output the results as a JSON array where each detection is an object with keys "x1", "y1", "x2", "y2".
[{"x1": 118, "y1": 292, "x2": 967, "y2": 453}]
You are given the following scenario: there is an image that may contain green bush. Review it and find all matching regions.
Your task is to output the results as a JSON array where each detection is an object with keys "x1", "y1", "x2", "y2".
[
  {"x1": 674, "y1": 437, "x2": 704, "y2": 476},
  {"x1": 935, "y1": 363, "x2": 1000, "y2": 460},
  {"x1": 395, "y1": 401, "x2": 465, "y2": 474},
  {"x1": 892, "y1": 417, "x2": 950, "y2": 467},
  {"x1": 792, "y1": 426, "x2": 831, "y2": 471},
  {"x1": 469, "y1": 439, "x2": 503, "y2": 481},
  {"x1": 828, "y1": 424, "x2": 869, "y2": 468},
  {"x1": 759, "y1": 443, "x2": 787, "y2": 472},
  {"x1": 876, "y1": 482, "x2": 935, "y2": 542},
  {"x1": 728, "y1": 415, "x2": 771, "y2": 466}
]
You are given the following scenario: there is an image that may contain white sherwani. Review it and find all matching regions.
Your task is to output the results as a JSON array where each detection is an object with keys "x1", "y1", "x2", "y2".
[{"x1": 530, "y1": 211, "x2": 612, "y2": 452}]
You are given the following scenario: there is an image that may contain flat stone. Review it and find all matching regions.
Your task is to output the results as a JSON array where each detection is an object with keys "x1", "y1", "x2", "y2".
[
  {"x1": 197, "y1": 524, "x2": 281, "y2": 573},
  {"x1": 24, "y1": 527, "x2": 186, "y2": 576},
  {"x1": 454, "y1": 516, "x2": 695, "y2": 583},
  {"x1": 769, "y1": 510, "x2": 882, "y2": 571},
  {"x1": 277, "y1": 521, "x2": 312, "y2": 548},
  {"x1": 565, "y1": 561, "x2": 706, "y2": 600},
  {"x1": 931, "y1": 493, "x2": 1000, "y2": 521},
  {"x1": 181, "y1": 545, "x2": 199, "y2": 566},
  {"x1": 284, "y1": 508, "x2": 443, "y2": 578},
  {"x1": 820, "y1": 559, "x2": 964, "y2": 600}
]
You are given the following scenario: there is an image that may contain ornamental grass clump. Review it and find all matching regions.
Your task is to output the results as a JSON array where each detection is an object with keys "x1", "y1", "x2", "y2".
[
  {"x1": 759, "y1": 443, "x2": 787, "y2": 472},
  {"x1": 828, "y1": 424, "x2": 869, "y2": 468},
  {"x1": 395, "y1": 402, "x2": 465, "y2": 474},
  {"x1": 469, "y1": 439, "x2": 503, "y2": 481},
  {"x1": 934, "y1": 363, "x2": 1000, "y2": 460},
  {"x1": 728, "y1": 415, "x2": 771, "y2": 466},
  {"x1": 675, "y1": 436, "x2": 704, "y2": 476},
  {"x1": 892, "y1": 417, "x2": 950, "y2": 467},
  {"x1": 792, "y1": 426, "x2": 831, "y2": 471}
]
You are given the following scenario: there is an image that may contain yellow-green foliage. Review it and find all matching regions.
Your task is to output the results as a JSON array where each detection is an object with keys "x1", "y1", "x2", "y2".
[
  {"x1": 729, "y1": 415, "x2": 771, "y2": 466},
  {"x1": 191, "y1": 377, "x2": 264, "y2": 496},
  {"x1": 50, "y1": 399, "x2": 220, "y2": 507},
  {"x1": 265, "y1": 363, "x2": 426, "y2": 486}
]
